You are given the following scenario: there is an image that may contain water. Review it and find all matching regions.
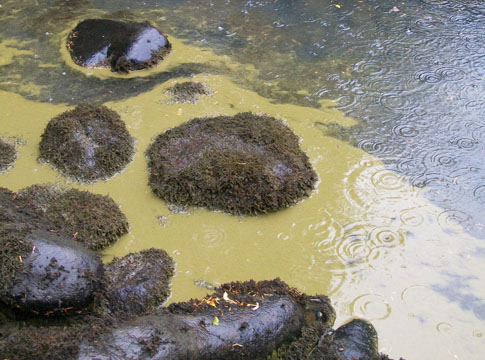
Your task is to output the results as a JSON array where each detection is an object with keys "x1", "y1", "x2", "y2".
[{"x1": 1, "y1": 1, "x2": 485, "y2": 359}]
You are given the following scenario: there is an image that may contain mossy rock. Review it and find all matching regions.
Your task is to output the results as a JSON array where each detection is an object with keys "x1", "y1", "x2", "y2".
[
  {"x1": 66, "y1": 19, "x2": 171, "y2": 73},
  {"x1": 146, "y1": 112, "x2": 317, "y2": 215},
  {"x1": 0, "y1": 187, "x2": 103, "y2": 316},
  {"x1": 18, "y1": 184, "x2": 129, "y2": 250},
  {"x1": 0, "y1": 139, "x2": 16, "y2": 172},
  {"x1": 103, "y1": 248, "x2": 175, "y2": 316},
  {"x1": 39, "y1": 104, "x2": 134, "y2": 182},
  {"x1": 167, "y1": 81, "x2": 211, "y2": 103}
]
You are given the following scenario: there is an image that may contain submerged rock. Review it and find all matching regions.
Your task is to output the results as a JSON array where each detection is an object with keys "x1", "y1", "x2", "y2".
[
  {"x1": 167, "y1": 81, "x2": 211, "y2": 103},
  {"x1": 103, "y1": 249, "x2": 175, "y2": 316},
  {"x1": 39, "y1": 104, "x2": 134, "y2": 182},
  {"x1": 270, "y1": 318, "x2": 382, "y2": 360},
  {"x1": 0, "y1": 188, "x2": 103, "y2": 315},
  {"x1": 146, "y1": 112, "x2": 317, "y2": 215},
  {"x1": 66, "y1": 19, "x2": 172, "y2": 73},
  {"x1": 79, "y1": 279, "x2": 334, "y2": 359},
  {"x1": 0, "y1": 139, "x2": 16, "y2": 172},
  {"x1": 19, "y1": 184, "x2": 129, "y2": 250}
]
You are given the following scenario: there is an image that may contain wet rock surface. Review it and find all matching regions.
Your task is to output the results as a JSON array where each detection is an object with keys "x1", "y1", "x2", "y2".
[
  {"x1": 19, "y1": 184, "x2": 129, "y2": 250},
  {"x1": 67, "y1": 19, "x2": 171, "y2": 73},
  {"x1": 39, "y1": 104, "x2": 134, "y2": 182},
  {"x1": 103, "y1": 248, "x2": 175, "y2": 316},
  {"x1": 79, "y1": 279, "x2": 334, "y2": 360},
  {"x1": 0, "y1": 139, "x2": 16, "y2": 172},
  {"x1": 330, "y1": 319, "x2": 380, "y2": 360},
  {"x1": 6, "y1": 229, "x2": 103, "y2": 315},
  {"x1": 147, "y1": 112, "x2": 317, "y2": 215},
  {"x1": 0, "y1": 187, "x2": 103, "y2": 315}
]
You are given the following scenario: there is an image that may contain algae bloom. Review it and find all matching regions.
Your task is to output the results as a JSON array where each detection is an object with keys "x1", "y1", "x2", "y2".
[{"x1": 147, "y1": 112, "x2": 317, "y2": 215}]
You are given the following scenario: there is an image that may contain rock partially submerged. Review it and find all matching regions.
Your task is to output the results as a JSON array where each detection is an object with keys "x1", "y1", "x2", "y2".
[
  {"x1": 66, "y1": 19, "x2": 172, "y2": 73},
  {"x1": 0, "y1": 188, "x2": 103, "y2": 315},
  {"x1": 79, "y1": 279, "x2": 335, "y2": 359},
  {"x1": 39, "y1": 104, "x2": 134, "y2": 182},
  {"x1": 0, "y1": 139, "x2": 16, "y2": 172},
  {"x1": 147, "y1": 112, "x2": 317, "y2": 215},
  {"x1": 103, "y1": 249, "x2": 175, "y2": 316},
  {"x1": 167, "y1": 81, "x2": 211, "y2": 103},
  {"x1": 18, "y1": 184, "x2": 129, "y2": 250},
  {"x1": 0, "y1": 279, "x2": 334, "y2": 360}
]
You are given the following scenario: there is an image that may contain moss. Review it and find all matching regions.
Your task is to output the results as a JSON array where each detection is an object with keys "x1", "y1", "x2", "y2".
[
  {"x1": 39, "y1": 104, "x2": 134, "y2": 182},
  {"x1": 103, "y1": 248, "x2": 175, "y2": 316},
  {"x1": 0, "y1": 188, "x2": 43, "y2": 302},
  {"x1": 167, "y1": 81, "x2": 211, "y2": 103},
  {"x1": 0, "y1": 139, "x2": 16, "y2": 172},
  {"x1": 18, "y1": 184, "x2": 129, "y2": 250},
  {"x1": 146, "y1": 112, "x2": 317, "y2": 215}
]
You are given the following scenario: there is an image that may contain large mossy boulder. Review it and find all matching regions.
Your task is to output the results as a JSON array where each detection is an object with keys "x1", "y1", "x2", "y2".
[
  {"x1": 146, "y1": 112, "x2": 317, "y2": 215},
  {"x1": 39, "y1": 104, "x2": 134, "y2": 182},
  {"x1": 0, "y1": 139, "x2": 16, "y2": 172},
  {"x1": 103, "y1": 248, "x2": 175, "y2": 316},
  {"x1": 0, "y1": 188, "x2": 103, "y2": 315},
  {"x1": 66, "y1": 19, "x2": 171, "y2": 73},
  {"x1": 18, "y1": 184, "x2": 129, "y2": 250}
]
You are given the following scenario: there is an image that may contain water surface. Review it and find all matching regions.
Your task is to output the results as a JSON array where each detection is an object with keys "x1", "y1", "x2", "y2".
[{"x1": 1, "y1": 1, "x2": 484, "y2": 359}]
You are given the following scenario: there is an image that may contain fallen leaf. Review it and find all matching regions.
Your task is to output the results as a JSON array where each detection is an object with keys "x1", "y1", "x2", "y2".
[{"x1": 212, "y1": 316, "x2": 219, "y2": 326}]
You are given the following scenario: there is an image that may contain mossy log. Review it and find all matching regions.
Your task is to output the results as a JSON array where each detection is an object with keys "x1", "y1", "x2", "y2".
[
  {"x1": 79, "y1": 279, "x2": 335, "y2": 359},
  {"x1": 67, "y1": 19, "x2": 171, "y2": 73}
]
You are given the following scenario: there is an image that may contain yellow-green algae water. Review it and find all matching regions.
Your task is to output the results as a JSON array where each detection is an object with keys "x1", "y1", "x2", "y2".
[{"x1": 1, "y1": 37, "x2": 484, "y2": 360}]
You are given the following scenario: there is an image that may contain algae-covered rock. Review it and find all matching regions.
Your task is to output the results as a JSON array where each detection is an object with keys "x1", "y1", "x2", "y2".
[
  {"x1": 0, "y1": 188, "x2": 103, "y2": 315},
  {"x1": 167, "y1": 81, "x2": 211, "y2": 103},
  {"x1": 39, "y1": 104, "x2": 134, "y2": 182},
  {"x1": 147, "y1": 112, "x2": 317, "y2": 215},
  {"x1": 0, "y1": 139, "x2": 16, "y2": 172},
  {"x1": 269, "y1": 318, "x2": 381, "y2": 360},
  {"x1": 66, "y1": 19, "x2": 171, "y2": 73},
  {"x1": 103, "y1": 248, "x2": 175, "y2": 316},
  {"x1": 19, "y1": 184, "x2": 129, "y2": 250},
  {"x1": 78, "y1": 279, "x2": 334, "y2": 359}
]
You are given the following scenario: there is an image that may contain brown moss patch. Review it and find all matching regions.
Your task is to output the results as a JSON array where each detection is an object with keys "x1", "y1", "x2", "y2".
[
  {"x1": 18, "y1": 184, "x2": 129, "y2": 250},
  {"x1": 167, "y1": 81, "x2": 211, "y2": 103},
  {"x1": 103, "y1": 248, "x2": 175, "y2": 316},
  {"x1": 39, "y1": 104, "x2": 134, "y2": 182},
  {"x1": 0, "y1": 139, "x2": 16, "y2": 172},
  {"x1": 146, "y1": 112, "x2": 317, "y2": 215}
]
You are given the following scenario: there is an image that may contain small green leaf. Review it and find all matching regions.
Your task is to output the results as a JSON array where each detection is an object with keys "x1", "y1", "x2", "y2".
[{"x1": 212, "y1": 316, "x2": 220, "y2": 326}]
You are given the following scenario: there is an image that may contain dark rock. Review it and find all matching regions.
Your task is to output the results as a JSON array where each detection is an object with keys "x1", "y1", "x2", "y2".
[
  {"x1": 39, "y1": 104, "x2": 134, "y2": 182},
  {"x1": 18, "y1": 184, "x2": 129, "y2": 250},
  {"x1": 0, "y1": 139, "x2": 16, "y2": 172},
  {"x1": 78, "y1": 279, "x2": 334, "y2": 359},
  {"x1": 0, "y1": 187, "x2": 103, "y2": 315},
  {"x1": 146, "y1": 112, "x2": 317, "y2": 215},
  {"x1": 66, "y1": 19, "x2": 171, "y2": 73},
  {"x1": 4, "y1": 229, "x2": 103, "y2": 315},
  {"x1": 329, "y1": 319, "x2": 380, "y2": 360},
  {"x1": 103, "y1": 248, "x2": 175, "y2": 316}
]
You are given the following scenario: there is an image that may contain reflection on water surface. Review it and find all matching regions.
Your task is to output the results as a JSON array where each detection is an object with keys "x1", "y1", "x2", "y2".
[{"x1": 1, "y1": 1, "x2": 485, "y2": 359}]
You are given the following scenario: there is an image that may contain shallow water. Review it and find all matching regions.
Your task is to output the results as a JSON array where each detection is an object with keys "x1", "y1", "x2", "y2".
[{"x1": 1, "y1": 1, "x2": 484, "y2": 359}]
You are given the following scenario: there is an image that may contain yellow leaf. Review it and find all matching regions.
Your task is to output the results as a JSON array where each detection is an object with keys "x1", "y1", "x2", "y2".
[
  {"x1": 335, "y1": 4, "x2": 341, "y2": 8},
  {"x1": 212, "y1": 316, "x2": 219, "y2": 326}
]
